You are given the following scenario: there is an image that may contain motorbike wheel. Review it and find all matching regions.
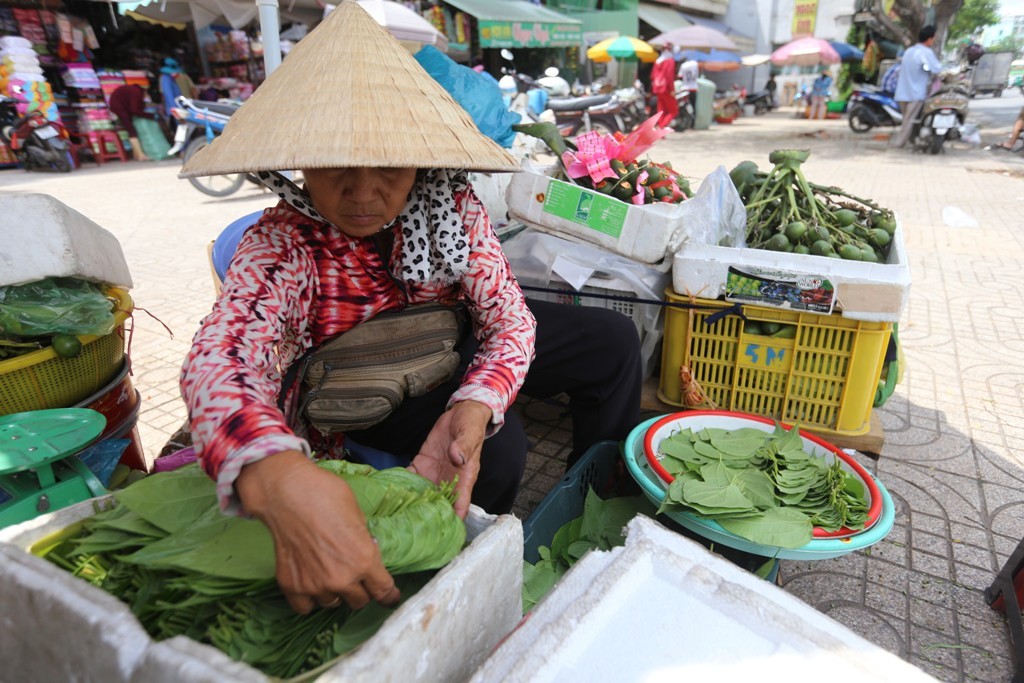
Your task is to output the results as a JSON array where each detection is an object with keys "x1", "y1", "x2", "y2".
[
  {"x1": 754, "y1": 101, "x2": 768, "y2": 115},
  {"x1": 928, "y1": 134, "x2": 944, "y2": 155},
  {"x1": 588, "y1": 117, "x2": 619, "y2": 137},
  {"x1": 674, "y1": 108, "x2": 694, "y2": 131},
  {"x1": 54, "y1": 152, "x2": 72, "y2": 173},
  {"x1": 183, "y1": 137, "x2": 246, "y2": 197},
  {"x1": 847, "y1": 105, "x2": 874, "y2": 133}
]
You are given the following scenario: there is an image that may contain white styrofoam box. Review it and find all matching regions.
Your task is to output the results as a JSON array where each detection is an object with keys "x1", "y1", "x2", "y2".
[
  {"x1": 672, "y1": 217, "x2": 910, "y2": 323},
  {"x1": 471, "y1": 516, "x2": 938, "y2": 683},
  {"x1": 506, "y1": 162, "x2": 683, "y2": 265},
  {"x1": 0, "y1": 192, "x2": 134, "y2": 289},
  {"x1": 503, "y1": 228, "x2": 670, "y2": 379},
  {"x1": 0, "y1": 498, "x2": 522, "y2": 683}
]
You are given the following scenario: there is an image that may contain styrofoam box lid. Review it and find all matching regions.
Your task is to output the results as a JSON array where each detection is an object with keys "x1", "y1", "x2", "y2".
[
  {"x1": 471, "y1": 516, "x2": 938, "y2": 683},
  {"x1": 672, "y1": 215, "x2": 910, "y2": 323},
  {"x1": 0, "y1": 497, "x2": 523, "y2": 683},
  {"x1": 0, "y1": 192, "x2": 133, "y2": 288}
]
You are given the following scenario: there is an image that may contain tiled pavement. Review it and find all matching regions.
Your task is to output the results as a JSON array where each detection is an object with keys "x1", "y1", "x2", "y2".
[{"x1": 4, "y1": 107, "x2": 1024, "y2": 682}]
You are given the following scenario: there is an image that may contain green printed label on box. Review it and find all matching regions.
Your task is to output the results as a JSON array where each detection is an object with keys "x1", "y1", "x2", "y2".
[{"x1": 542, "y1": 179, "x2": 627, "y2": 238}]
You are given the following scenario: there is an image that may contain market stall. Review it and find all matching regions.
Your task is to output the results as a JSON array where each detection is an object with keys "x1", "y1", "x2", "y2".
[{"x1": 0, "y1": 5, "x2": 917, "y2": 679}]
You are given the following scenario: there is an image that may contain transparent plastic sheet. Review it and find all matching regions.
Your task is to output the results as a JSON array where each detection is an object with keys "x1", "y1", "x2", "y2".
[
  {"x1": 672, "y1": 165, "x2": 748, "y2": 252},
  {"x1": 0, "y1": 277, "x2": 116, "y2": 338},
  {"x1": 502, "y1": 228, "x2": 671, "y2": 377},
  {"x1": 415, "y1": 45, "x2": 521, "y2": 148}
]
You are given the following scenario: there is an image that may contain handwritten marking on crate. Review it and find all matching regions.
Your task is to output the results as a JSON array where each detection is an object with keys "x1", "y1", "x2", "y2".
[{"x1": 743, "y1": 344, "x2": 788, "y2": 367}]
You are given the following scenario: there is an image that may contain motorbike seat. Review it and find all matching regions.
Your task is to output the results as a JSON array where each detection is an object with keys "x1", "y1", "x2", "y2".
[
  {"x1": 193, "y1": 100, "x2": 241, "y2": 116},
  {"x1": 546, "y1": 94, "x2": 612, "y2": 112}
]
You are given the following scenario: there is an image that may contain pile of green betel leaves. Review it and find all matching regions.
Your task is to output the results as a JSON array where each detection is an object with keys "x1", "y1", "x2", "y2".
[
  {"x1": 655, "y1": 424, "x2": 869, "y2": 549},
  {"x1": 730, "y1": 150, "x2": 897, "y2": 263},
  {"x1": 43, "y1": 461, "x2": 466, "y2": 679}
]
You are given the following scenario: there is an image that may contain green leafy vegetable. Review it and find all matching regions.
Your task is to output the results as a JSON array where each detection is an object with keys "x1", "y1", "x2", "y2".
[
  {"x1": 653, "y1": 424, "x2": 869, "y2": 548},
  {"x1": 43, "y1": 461, "x2": 466, "y2": 678},
  {"x1": 522, "y1": 491, "x2": 657, "y2": 612}
]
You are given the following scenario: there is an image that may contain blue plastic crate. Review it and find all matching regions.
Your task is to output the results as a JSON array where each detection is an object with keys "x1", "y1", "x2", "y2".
[
  {"x1": 521, "y1": 440, "x2": 781, "y2": 582},
  {"x1": 522, "y1": 441, "x2": 620, "y2": 564}
]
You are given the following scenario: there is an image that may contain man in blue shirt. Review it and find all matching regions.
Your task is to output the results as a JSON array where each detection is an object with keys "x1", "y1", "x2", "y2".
[{"x1": 892, "y1": 25, "x2": 943, "y2": 148}]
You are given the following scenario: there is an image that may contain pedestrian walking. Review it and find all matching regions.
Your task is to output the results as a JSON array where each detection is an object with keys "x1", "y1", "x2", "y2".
[
  {"x1": 651, "y1": 43, "x2": 678, "y2": 129},
  {"x1": 891, "y1": 25, "x2": 942, "y2": 148},
  {"x1": 808, "y1": 70, "x2": 832, "y2": 120}
]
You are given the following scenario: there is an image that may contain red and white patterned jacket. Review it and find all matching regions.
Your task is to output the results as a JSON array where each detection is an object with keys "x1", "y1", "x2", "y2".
[{"x1": 180, "y1": 190, "x2": 536, "y2": 512}]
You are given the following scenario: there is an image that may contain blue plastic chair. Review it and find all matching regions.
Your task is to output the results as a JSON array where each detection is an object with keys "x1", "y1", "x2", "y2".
[{"x1": 211, "y1": 210, "x2": 264, "y2": 281}]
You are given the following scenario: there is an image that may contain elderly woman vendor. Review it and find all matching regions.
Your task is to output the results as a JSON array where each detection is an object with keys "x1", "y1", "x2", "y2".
[{"x1": 179, "y1": 3, "x2": 640, "y2": 616}]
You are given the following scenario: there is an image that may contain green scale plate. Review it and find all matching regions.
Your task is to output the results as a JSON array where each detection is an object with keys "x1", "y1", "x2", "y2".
[{"x1": 0, "y1": 408, "x2": 108, "y2": 529}]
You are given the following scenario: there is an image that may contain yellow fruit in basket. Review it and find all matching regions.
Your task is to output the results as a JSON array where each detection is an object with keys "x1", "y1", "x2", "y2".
[{"x1": 52, "y1": 334, "x2": 82, "y2": 358}]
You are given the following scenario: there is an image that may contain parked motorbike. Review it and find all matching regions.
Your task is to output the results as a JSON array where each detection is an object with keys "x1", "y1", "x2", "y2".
[
  {"x1": 0, "y1": 97, "x2": 72, "y2": 172},
  {"x1": 547, "y1": 93, "x2": 625, "y2": 137},
  {"x1": 713, "y1": 90, "x2": 743, "y2": 120},
  {"x1": 168, "y1": 95, "x2": 259, "y2": 197},
  {"x1": 912, "y1": 72, "x2": 970, "y2": 154},
  {"x1": 614, "y1": 82, "x2": 649, "y2": 131},
  {"x1": 745, "y1": 89, "x2": 778, "y2": 115},
  {"x1": 847, "y1": 85, "x2": 902, "y2": 132},
  {"x1": 643, "y1": 81, "x2": 694, "y2": 131}
]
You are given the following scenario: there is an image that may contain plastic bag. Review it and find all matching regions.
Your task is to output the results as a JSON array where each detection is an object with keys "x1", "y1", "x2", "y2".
[
  {"x1": 0, "y1": 277, "x2": 117, "y2": 338},
  {"x1": 133, "y1": 117, "x2": 172, "y2": 160},
  {"x1": 671, "y1": 165, "x2": 747, "y2": 252},
  {"x1": 415, "y1": 45, "x2": 521, "y2": 148}
]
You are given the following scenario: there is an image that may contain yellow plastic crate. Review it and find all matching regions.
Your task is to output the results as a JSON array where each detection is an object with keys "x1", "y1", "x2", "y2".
[
  {"x1": 658, "y1": 291, "x2": 892, "y2": 436},
  {"x1": 0, "y1": 289, "x2": 132, "y2": 416}
]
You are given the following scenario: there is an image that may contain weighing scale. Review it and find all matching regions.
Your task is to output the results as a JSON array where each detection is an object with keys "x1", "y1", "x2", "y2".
[{"x1": 0, "y1": 408, "x2": 108, "y2": 528}]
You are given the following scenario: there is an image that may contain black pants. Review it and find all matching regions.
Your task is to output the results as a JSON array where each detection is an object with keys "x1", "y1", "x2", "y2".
[{"x1": 346, "y1": 299, "x2": 642, "y2": 514}]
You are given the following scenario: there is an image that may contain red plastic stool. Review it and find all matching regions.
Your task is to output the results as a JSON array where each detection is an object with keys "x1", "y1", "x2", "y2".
[{"x1": 91, "y1": 131, "x2": 127, "y2": 164}]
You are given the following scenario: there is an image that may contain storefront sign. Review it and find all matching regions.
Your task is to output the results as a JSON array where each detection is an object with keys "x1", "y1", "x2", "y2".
[
  {"x1": 478, "y1": 20, "x2": 581, "y2": 48},
  {"x1": 791, "y1": 0, "x2": 818, "y2": 38}
]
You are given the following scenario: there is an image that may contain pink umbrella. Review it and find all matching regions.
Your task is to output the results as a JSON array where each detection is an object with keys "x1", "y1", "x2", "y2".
[{"x1": 770, "y1": 37, "x2": 840, "y2": 67}]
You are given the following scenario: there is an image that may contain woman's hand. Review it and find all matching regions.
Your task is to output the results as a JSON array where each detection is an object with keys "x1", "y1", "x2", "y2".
[
  {"x1": 409, "y1": 400, "x2": 491, "y2": 518},
  {"x1": 235, "y1": 450, "x2": 400, "y2": 614}
]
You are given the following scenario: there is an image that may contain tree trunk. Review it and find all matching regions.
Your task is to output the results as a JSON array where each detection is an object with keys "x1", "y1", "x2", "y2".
[{"x1": 868, "y1": 0, "x2": 966, "y2": 52}]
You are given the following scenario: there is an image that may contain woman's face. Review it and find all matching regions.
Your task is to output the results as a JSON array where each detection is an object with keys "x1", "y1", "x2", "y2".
[{"x1": 302, "y1": 167, "x2": 417, "y2": 238}]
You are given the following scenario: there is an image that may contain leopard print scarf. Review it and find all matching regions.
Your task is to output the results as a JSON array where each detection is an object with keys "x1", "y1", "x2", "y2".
[{"x1": 257, "y1": 169, "x2": 470, "y2": 285}]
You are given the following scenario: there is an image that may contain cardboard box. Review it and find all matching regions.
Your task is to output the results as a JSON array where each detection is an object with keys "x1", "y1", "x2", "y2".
[
  {"x1": 471, "y1": 516, "x2": 938, "y2": 683},
  {"x1": 672, "y1": 217, "x2": 910, "y2": 323},
  {"x1": 506, "y1": 163, "x2": 682, "y2": 265},
  {"x1": 0, "y1": 499, "x2": 523, "y2": 683}
]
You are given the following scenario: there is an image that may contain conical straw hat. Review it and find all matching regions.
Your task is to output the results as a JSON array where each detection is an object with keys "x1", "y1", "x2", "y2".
[{"x1": 180, "y1": 1, "x2": 519, "y2": 177}]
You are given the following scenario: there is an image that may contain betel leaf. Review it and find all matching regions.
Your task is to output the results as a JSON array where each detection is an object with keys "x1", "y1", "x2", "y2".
[
  {"x1": 112, "y1": 464, "x2": 217, "y2": 534},
  {"x1": 718, "y1": 506, "x2": 814, "y2": 548},
  {"x1": 733, "y1": 468, "x2": 777, "y2": 509},
  {"x1": 709, "y1": 429, "x2": 771, "y2": 458},
  {"x1": 682, "y1": 479, "x2": 756, "y2": 514}
]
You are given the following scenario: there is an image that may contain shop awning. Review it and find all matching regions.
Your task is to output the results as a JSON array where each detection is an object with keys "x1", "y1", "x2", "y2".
[
  {"x1": 441, "y1": 0, "x2": 582, "y2": 48},
  {"x1": 637, "y1": 2, "x2": 691, "y2": 36}
]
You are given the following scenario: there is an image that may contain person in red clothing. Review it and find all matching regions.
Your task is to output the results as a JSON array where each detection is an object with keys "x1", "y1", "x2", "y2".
[
  {"x1": 107, "y1": 83, "x2": 151, "y2": 161},
  {"x1": 179, "y1": 3, "x2": 641, "y2": 616},
  {"x1": 650, "y1": 43, "x2": 678, "y2": 129}
]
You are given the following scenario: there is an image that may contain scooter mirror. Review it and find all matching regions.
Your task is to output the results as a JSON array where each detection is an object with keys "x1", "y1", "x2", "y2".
[{"x1": 501, "y1": 49, "x2": 514, "y2": 61}]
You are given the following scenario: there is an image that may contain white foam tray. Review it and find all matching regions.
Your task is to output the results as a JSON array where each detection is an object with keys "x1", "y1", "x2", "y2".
[
  {"x1": 0, "y1": 498, "x2": 522, "y2": 683},
  {"x1": 471, "y1": 516, "x2": 938, "y2": 683},
  {"x1": 0, "y1": 192, "x2": 133, "y2": 288},
  {"x1": 672, "y1": 216, "x2": 910, "y2": 323},
  {"x1": 506, "y1": 163, "x2": 682, "y2": 265}
]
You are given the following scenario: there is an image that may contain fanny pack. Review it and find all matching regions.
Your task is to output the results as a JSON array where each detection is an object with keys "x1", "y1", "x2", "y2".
[{"x1": 281, "y1": 303, "x2": 467, "y2": 434}]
